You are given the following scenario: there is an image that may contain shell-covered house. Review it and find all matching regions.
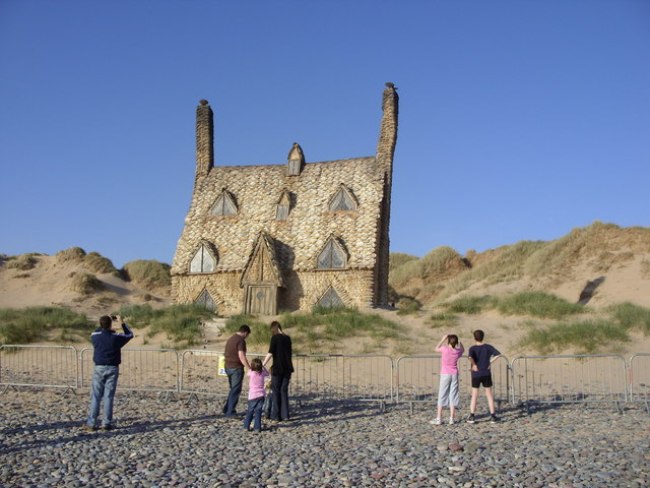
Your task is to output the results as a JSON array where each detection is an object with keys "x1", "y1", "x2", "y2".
[{"x1": 171, "y1": 83, "x2": 399, "y2": 315}]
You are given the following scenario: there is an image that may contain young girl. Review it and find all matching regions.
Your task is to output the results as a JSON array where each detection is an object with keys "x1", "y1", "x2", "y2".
[
  {"x1": 243, "y1": 358, "x2": 269, "y2": 433},
  {"x1": 432, "y1": 334, "x2": 464, "y2": 425}
]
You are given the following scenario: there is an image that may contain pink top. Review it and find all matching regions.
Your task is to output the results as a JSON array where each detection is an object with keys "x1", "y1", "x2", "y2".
[
  {"x1": 436, "y1": 345, "x2": 465, "y2": 375},
  {"x1": 247, "y1": 369, "x2": 270, "y2": 400}
]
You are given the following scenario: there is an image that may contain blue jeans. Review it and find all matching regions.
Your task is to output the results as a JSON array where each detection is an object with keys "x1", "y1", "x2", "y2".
[
  {"x1": 271, "y1": 374, "x2": 291, "y2": 421},
  {"x1": 87, "y1": 365, "x2": 119, "y2": 428},
  {"x1": 243, "y1": 397, "x2": 264, "y2": 432},
  {"x1": 223, "y1": 367, "x2": 244, "y2": 416}
]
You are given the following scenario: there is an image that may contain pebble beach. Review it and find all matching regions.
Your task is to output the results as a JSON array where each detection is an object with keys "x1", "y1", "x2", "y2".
[{"x1": 1, "y1": 390, "x2": 648, "y2": 487}]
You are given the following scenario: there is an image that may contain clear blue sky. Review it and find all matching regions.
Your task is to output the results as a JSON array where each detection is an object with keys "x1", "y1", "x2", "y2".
[{"x1": 1, "y1": 0, "x2": 649, "y2": 268}]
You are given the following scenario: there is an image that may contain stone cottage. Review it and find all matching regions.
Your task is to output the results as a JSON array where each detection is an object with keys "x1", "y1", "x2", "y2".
[{"x1": 171, "y1": 83, "x2": 398, "y2": 315}]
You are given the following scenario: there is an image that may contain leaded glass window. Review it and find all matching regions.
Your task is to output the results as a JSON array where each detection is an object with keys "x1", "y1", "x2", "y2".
[
  {"x1": 194, "y1": 289, "x2": 216, "y2": 310},
  {"x1": 328, "y1": 186, "x2": 357, "y2": 212},
  {"x1": 317, "y1": 238, "x2": 346, "y2": 269},
  {"x1": 190, "y1": 244, "x2": 216, "y2": 273},
  {"x1": 317, "y1": 287, "x2": 344, "y2": 308},
  {"x1": 210, "y1": 190, "x2": 238, "y2": 216}
]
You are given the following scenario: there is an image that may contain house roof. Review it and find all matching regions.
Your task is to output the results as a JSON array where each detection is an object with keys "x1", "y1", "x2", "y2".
[{"x1": 172, "y1": 156, "x2": 386, "y2": 274}]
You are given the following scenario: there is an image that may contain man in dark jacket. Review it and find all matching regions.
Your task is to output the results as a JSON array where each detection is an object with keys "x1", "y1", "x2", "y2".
[{"x1": 85, "y1": 314, "x2": 133, "y2": 431}]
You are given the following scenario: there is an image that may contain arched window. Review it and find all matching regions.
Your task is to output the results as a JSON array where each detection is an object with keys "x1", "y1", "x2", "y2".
[
  {"x1": 276, "y1": 191, "x2": 291, "y2": 221},
  {"x1": 190, "y1": 244, "x2": 216, "y2": 273},
  {"x1": 317, "y1": 286, "x2": 344, "y2": 308},
  {"x1": 194, "y1": 289, "x2": 216, "y2": 311},
  {"x1": 328, "y1": 185, "x2": 357, "y2": 212},
  {"x1": 210, "y1": 190, "x2": 238, "y2": 216},
  {"x1": 317, "y1": 237, "x2": 347, "y2": 269}
]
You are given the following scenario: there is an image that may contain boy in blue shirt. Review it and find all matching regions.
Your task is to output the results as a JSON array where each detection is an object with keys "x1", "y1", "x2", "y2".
[{"x1": 467, "y1": 329, "x2": 501, "y2": 424}]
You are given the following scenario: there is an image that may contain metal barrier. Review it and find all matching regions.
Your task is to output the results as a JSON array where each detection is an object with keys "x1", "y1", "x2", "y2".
[
  {"x1": 629, "y1": 353, "x2": 650, "y2": 409},
  {"x1": 0, "y1": 345, "x2": 78, "y2": 391},
  {"x1": 395, "y1": 355, "x2": 510, "y2": 409},
  {"x1": 80, "y1": 348, "x2": 180, "y2": 394},
  {"x1": 179, "y1": 351, "x2": 266, "y2": 401},
  {"x1": 291, "y1": 354, "x2": 393, "y2": 407},
  {"x1": 511, "y1": 354, "x2": 628, "y2": 408},
  {"x1": 1, "y1": 344, "x2": 648, "y2": 413}
]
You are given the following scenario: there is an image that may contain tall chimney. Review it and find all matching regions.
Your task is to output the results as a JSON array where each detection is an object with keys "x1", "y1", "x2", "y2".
[{"x1": 196, "y1": 99, "x2": 214, "y2": 179}]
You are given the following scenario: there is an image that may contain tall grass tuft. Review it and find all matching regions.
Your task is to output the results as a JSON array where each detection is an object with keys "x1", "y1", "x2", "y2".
[
  {"x1": 497, "y1": 291, "x2": 583, "y2": 319},
  {"x1": 223, "y1": 315, "x2": 270, "y2": 347},
  {"x1": 84, "y1": 252, "x2": 117, "y2": 274},
  {"x1": 608, "y1": 302, "x2": 650, "y2": 335},
  {"x1": 396, "y1": 297, "x2": 421, "y2": 315},
  {"x1": 519, "y1": 319, "x2": 629, "y2": 354},
  {"x1": 0, "y1": 306, "x2": 89, "y2": 344},
  {"x1": 70, "y1": 272, "x2": 104, "y2": 294},
  {"x1": 444, "y1": 295, "x2": 494, "y2": 315},
  {"x1": 118, "y1": 303, "x2": 215, "y2": 348},
  {"x1": 122, "y1": 260, "x2": 171, "y2": 288}
]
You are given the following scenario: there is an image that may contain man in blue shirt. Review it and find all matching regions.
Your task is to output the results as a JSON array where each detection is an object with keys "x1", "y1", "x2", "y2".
[
  {"x1": 467, "y1": 329, "x2": 501, "y2": 424},
  {"x1": 85, "y1": 314, "x2": 133, "y2": 431}
]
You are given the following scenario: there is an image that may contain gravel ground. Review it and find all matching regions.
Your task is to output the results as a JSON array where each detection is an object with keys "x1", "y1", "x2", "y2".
[{"x1": 1, "y1": 389, "x2": 648, "y2": 487}]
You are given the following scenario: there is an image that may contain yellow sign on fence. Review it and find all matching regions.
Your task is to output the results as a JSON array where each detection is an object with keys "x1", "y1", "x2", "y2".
[{"x1": 218, "y1": 355, "x2": 226, "y2": 376}]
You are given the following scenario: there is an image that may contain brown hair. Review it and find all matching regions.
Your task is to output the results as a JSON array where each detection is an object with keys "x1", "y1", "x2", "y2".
[
  {"x1": 250, "y1": 357, "x2": 263, "y2": 372},
  {"x1": 447, "y1": 334, "x2": 459, "y2": 348},
  {"x1": 270, "y1": 321, "x2": 282, "y2": 335},
  {"x1": 473, "y1": 329, "x2": 485, "y2": 342}
]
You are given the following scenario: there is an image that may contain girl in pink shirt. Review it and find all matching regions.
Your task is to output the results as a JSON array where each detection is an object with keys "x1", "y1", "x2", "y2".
[
  {"x1": 432, "y1": 334, "x2": 464, "y2": 425},
  {"x1": 244, "y1": 358, "x2": 269, "y2": 432}
]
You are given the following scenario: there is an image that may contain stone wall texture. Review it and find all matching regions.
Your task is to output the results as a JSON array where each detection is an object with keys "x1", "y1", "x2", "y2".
[{"x1": 172, "y1": 84, "x2": 398, "y2": 315}]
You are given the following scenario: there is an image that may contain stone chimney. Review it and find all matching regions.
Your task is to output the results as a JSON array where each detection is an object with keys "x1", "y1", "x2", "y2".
[
  {"x1": 375, "y1": 82, "x2": 399, "y2": 184},
  {"x1": 374, "y1": 82, "x2": 399, "y2": 307},
  {"x1": 196, "y1": 99, "x2": 214, "y2": 180}
]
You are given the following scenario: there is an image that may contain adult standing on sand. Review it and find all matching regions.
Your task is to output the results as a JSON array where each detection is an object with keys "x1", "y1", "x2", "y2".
[{"x1": 263, "y1": 321, "x2": 294, "y2": 421}]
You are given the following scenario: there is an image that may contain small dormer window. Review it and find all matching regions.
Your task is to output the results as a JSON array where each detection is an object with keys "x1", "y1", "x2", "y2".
[
  {"x1": 210, "y1": 190, "x2": 238, "y2": 216},
  {"x1": 328, "y1": 185, "x2": 358, "y2": 212},
  {"x1": 276, "y1": 191, "x2": 291, "y2": 221},
  {"x1": 317, "y1": 286, "x2": 344, "y2": 308},
  {"x1": 317, "y1": 237, "x2": 347, "y2": 269},
  {"x1": 190, "y1": 243, "x2": 217, "y2": 273},
  {"x1": 287, "y1": 142, "x2": 305, "y2": 176}
]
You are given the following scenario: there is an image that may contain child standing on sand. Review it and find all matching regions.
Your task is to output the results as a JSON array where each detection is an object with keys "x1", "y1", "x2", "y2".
[
  {"x1": 431, "y1": 334, "x2": 464, "y2": 425},
  {"x1": 243, "y1": 358, "x2": 269, "y2": 433}
]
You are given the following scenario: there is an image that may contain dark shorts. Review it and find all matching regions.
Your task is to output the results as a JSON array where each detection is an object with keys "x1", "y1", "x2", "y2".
[{"x1": 471, "y1": 375, "x2": 493, "y2": 388}]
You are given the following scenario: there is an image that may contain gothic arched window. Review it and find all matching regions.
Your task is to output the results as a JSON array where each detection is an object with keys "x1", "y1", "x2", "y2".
[
  {"x1": 210, "y1": 190, "x2": 238, "y2": 216},
  {"x1": 317, "y1": 238, "x2": 347, "y2": 269},
  {"x1": 317, "y1": 286, "x2": 344, "y2": 308},
  {"x1": 328, "y1": 185, "x2": 358, "y2": 212},
  {"x1": 189, "y1": 244, "x2": 217, "y2": 273}
]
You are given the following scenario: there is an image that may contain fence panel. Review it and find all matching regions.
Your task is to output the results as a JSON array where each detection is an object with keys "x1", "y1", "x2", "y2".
[
  {"x1": 511, "y1": 355, "x2": 628, "y2": 407},
  {"x1": 291, "y1": 354, "x2": 393, "y2": 405},
  {"x1": 395, "y1": 355, "x2": 511, "y2": 408},
  {"x1": 179, "y1": 351, "x2": 266, "y2": 399},
  {"x1": 80, "y1": 348, "x2": 179, "y2": 393},
  {"x1": 0, "y1": 345, "x2": 78, "y2": 390},
  {"x1": 629, "y1": 353, "x2": 650, "y2": 403}
]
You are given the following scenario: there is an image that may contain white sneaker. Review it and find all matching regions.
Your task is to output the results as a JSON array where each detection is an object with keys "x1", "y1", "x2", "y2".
[
  {"x1": 429, "y1": 418, "x2": 441, "y2": 425},
  {"x1": 448, "y1": 418, "x2": 455, "y2": 425}
]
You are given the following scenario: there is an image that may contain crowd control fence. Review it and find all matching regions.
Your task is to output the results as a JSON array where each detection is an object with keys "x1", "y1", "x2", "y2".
[
  {"x1": 511, "y1": 354, "x2": 628, "y2": 410},
  {"x1": 394, "y1": 355, "x2": 510, "y2": 411},
  {"x1": 1, "y1": 345, "x2": 648, "y2": 412},
  {"x1": 629, "y1": 353, "x2": 650, "y2": 412},
  {"x1": 0, "y1": 345, "x2": 78, "y2": 392}
]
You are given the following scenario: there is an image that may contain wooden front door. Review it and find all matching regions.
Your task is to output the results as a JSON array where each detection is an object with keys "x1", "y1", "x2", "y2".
[{"x1": 245, "y1": 285, "x2": 277, "y2": 315}]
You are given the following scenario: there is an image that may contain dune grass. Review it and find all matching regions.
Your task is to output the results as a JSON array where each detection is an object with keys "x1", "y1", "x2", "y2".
[
  {"x1": 518, "y1": 319, "x2": 629, "y2": 354},
  {"x1": 444, "y1": 295, "x2": 495, "y2": 315},
  {"x1": 496, "y1": 291, "x2": 584, "y2": 319},
  {"x1": 117, "y1": 303, "x2": 215, "y2": 348},
  {"x1": 122, "y1": 260, "x2": 171, "y2": 288},
  {"x1": 608, "y1": 302, "x2": 650, "y2": 335},
  {"x1": 396, "y1": 297, "x2": 422, "y2": 315},
  {"x1": 0, "y1": 306, "x2": 89, "y2": 344},
  {"x1": 223, "y1": 308, "x2": 404, "y2": 354},
  {"x1": 428, "y1": 312, "x2": 458, "y2": 329}
]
